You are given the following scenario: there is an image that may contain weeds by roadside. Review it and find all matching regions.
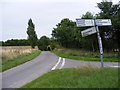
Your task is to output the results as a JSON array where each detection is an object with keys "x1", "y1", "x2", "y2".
[
  {"x1": 53, "y1": 48, "x2": 119, "y2": 62},
  {"x1": 22, "y1": 65, "x2": 118, "y2": 88}
]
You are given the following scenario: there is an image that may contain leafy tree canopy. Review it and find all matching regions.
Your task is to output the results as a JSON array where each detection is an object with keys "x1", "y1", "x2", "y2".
[{"x1": 37, "y1": 36, "x2": 51, "y2": 51}]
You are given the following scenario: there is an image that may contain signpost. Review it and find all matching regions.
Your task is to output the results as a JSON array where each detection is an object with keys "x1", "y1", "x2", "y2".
[
  {"x1": 76, "y1": 19, "x2": 94, "y2": 27},
  {"x1": 95, "y1": 24, "x2": 104, "y2": 68},
  {"x1": 76, "y1": 18, "x2": 112, "y2": 68},
  {"x1": 95, "y1": 19, "x2": 112, "y2": 26},
  {"x1": 81, "y1": 27, "x2": 96, "y2": 37},
  {"x1": 76, "y1": 19, "x2": 112, "y2": 27}
]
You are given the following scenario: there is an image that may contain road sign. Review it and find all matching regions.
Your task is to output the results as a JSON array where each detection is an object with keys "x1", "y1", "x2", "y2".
[
  {"x1": 76, "y1": 19, "x2": 94, "y2": 27},
  {"x1": 95, "y1": 19, "x2": 112, "y2": 26},
  {"x1": 76, "y1": 19, "x2": 112, "y2": 27},
  {"x1": 76, "y1": 18, "x2": 112, "y2": 68},
  {"x1": 81, "y1": 27, "x2": 96, "y2": 37}
]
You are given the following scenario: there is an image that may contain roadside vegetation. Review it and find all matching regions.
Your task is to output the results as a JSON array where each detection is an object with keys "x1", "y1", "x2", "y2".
[
  {"x1": 1, "y1": 46, "x2": 40, "y2": 72},
  {"x1": 50, "y1": 1, "x2": 120, "y2": 61},
  {"x1": 22, "y1": 65, "x2": 119, "y2": 88},
  {"x1": 53, "y1": 48, "x2": 119, "y2": 62}
]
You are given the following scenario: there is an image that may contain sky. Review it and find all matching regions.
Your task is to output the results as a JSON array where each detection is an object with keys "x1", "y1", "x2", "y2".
[{"x1": 0, "y1": 0, "x2": 119, "y2": 41}]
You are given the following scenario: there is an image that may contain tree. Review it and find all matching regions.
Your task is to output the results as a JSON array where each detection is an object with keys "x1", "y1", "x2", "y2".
[
  {"x1": 51, "y1": 16, "x2": 98, "y2": 50},
  {"x1": 2, "y1": 39, "x2": 30, "y2": 46},
  {"x1": 97, "y1": 1, "x2": 120, "y2": 51},
  {"x1": 37, "y1": 36, "x2": 50, "y2": 51},
  {"x1": 80, "y1": 12, "x2": 98, "y2": 51},
  {"x1": 81, "y1": 12, "x2": 94, "y2": 19},
  {"x1": 27, "y1": 18, "x2": 38, "y2": 48},
  {"x1": 97, "y1": 1, "x2": 113, "y2": 18},
  {"x1": 52, "y1": 18, "x2": 78, "y2": 48}
]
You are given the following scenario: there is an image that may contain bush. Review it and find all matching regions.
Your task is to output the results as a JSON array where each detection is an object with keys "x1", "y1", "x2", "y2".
[{"x1": 37, "y1": 36, "x2": 50, "y2": 51}]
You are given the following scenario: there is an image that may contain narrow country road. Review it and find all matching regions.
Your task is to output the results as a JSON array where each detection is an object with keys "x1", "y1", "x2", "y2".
[
  {"x1": 2, "y1": 51, "x2": 119, "y2": 88},
  {"x1": 2, "y1": 51, "x2": 58, "y2": 88}
]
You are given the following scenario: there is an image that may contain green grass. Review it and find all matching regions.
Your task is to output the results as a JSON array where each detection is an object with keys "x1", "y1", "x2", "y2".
[
  {"x1": 2, "y1": 50, "x2": 41, "y2": 72},
  {"x1": 22, "y1": 66, "x2": 119, "y2": 88},
  {"x1": 53, "y1": 48, "x2": 119, "y2": 62}
]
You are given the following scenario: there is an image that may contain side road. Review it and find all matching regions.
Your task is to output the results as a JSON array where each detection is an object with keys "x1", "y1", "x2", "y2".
[{"x1": 2, "y1": 51, "x2": 119, "y2": 88}]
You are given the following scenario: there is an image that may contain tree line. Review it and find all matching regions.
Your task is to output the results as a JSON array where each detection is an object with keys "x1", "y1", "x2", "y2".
[
  {"x1": 1, "y1": 39, "x2": 30, "y2": 46},
  {"x1": 2, "y1": 1, "x2": 120, "y2": 52},
  {"x1": 52, "y1": 1, "x2": 120, "y2": 52}
]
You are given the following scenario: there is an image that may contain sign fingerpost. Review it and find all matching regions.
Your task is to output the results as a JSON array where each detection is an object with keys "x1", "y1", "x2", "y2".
[{"x1": 76, "y1": 18, "x2": 112, "y2": 68}]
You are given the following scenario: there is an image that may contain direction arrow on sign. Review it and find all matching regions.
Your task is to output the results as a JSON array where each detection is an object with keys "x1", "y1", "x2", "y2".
[
  {"x1": 76, "y1": 19, "x2": 94, "y2": 27},
  {"x1": 81, "y1": 27, "x2": 96, "y2": 37}
]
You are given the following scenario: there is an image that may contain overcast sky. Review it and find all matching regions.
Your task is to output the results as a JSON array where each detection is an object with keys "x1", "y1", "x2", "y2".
[{"x1": 0, "y1": 0, "x2": 119, "y2": 41}]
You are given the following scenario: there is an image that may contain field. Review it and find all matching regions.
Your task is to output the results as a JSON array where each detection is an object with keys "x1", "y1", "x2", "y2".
[
  {"x1": 22, "y1": 65, "x2": 119, "y2": 88},
  {"x1": 53, "y1": 48, "x2": 119, "y2": 62},
  {"x1": 1, "y1": 46, "x2": 38, "y2": 63},
  {"x1": 1, "y1": 46, "x2": 40, "y2": 71}
]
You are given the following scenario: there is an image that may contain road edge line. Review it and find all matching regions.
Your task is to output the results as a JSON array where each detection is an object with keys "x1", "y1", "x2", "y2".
[
  {"x1": 109, "y1": 66, "x2": 120, "y2": 68},
  {"x1": 51, "y1": 57, "x2": 61, "y2": 70},
  {"x1": 59, "y1": 58, "x2": 65, "y2": 69}
]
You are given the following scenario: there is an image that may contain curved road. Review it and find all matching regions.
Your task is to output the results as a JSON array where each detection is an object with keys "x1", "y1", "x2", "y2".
[{"x1": 2, "y1": 51, "x2": 119, "y2": 88}]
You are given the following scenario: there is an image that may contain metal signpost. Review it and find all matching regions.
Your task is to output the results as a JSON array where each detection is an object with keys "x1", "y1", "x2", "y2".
[
  {"x1": 76, "y1": 19, "x2": 112, "y2": 68},
  {"x1": 94, "y1": 19, "x2": 104, "y2": 67}
]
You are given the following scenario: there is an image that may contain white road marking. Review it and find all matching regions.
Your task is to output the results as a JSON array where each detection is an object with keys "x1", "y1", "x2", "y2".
[
  {"x1": 51, "y1": 57, "x2": 61, "y2": 70},
  {"x1": 109, "y1": 66, "x2": 120, "y2": 68},
  {"x1": 59, "y1": 58, "x2": 65, "y2": 69}
]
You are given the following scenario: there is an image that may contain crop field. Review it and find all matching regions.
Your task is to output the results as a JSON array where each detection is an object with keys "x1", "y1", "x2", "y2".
[
  {"x1": 0, "y1": 46, "x2": 40, "y2": 71},
  {"x1": 1, "y1": 46, "x2": 38, "y2": 63}
]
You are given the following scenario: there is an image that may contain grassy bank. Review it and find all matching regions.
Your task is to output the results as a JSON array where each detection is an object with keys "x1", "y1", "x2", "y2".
[
  {"x1": 22, "y1": 66, "x2": 119, "y2": 88},
  {"x1": 2, "y1": 50, "x2": 41, "y2": 72},
  {"x1": 53, "y1": 48, "x2": 119, "y2": 62}
]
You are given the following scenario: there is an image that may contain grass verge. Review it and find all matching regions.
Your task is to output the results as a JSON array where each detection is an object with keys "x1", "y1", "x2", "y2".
[
  {"x1": 53, "y1": 48, "x2": 119, "y2": 62},
  {"x1": 2, "y1": 50, "x2": 41, "y2": 72},
  {"x1": 22, "y1": 66, "x2": 119, "y2": 88}
]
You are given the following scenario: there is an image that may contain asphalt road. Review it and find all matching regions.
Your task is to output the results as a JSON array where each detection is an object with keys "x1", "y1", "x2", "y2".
[
  {"x1": 2, "y1": 51, "x2": 58, "y2": 88},
  {"x1": 2, "y1": 51, "x2": 119, "y2": 88}
]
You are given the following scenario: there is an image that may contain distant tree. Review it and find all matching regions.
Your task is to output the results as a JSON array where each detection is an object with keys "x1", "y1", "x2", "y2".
[
  {"x1": 37, "y1": 36, "x2": 50, "y2": 51},
  {"x1": 81, "y1": 12, "x2": 94, "y2": 19},
  {"x1": 50, "y1": 38, "x2": 60, "y2": 50},
  {"x1": 27, "y1": 18, "x2": 38, "y2": 48},
  {"x1": 0, "y1": 41, "x2": 3, "y2": 46},
  {"x1": 2, "y1": 39, "x2": 30, "y2": 46}
]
